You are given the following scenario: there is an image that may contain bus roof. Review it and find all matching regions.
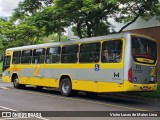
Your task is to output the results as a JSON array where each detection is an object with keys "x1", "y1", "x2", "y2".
[{"x1": 6, "y1": 32, "x2": 155, "y2": 52}]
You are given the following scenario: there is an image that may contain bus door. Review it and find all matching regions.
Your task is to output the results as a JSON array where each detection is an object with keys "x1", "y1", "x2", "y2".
[
  {"x1": 2, "y1": 55, "x2": 11, "y2": 82},
  {"x1": 32, "y1": 48, "x2": 48, "y2": 86},
  {"x1": 130, "y1": 36, "x2": 157, "y2": 87},
  {"x1": 44, "y1": 47, "x2": 61, "y2": 87}
]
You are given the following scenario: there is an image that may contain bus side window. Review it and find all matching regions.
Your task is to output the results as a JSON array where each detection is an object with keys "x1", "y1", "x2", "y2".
[
  {"x1": 46, "y1": 47, "x2": 60, "y2": 64},
  {"x1": 12, "y1": 51, "x2": 21, "y2": 64},
  {"x1": 32, "y1": 48, "x2": 45, "y2": 64},
  {"x1": 21, "y1": 50, "x2": 32, "y2": 64},
  {"x1": 102, "y1": 40, "x2": 122, "y2": 63},
  {"x1": 61, "y1": 44, "x2": 78, "y2": 63},
  {"x1": 79, "y1": 42, "x2": 100, "y2": 63}
]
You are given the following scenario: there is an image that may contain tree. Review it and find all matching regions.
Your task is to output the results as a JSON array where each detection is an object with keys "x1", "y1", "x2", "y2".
[
  {"x1": 15, "y1": 23, "x2": 45, "y2": 45},
  {"x1": 9, "y1": 0, "x2": 160, "y2": 42},
  {"x1": 56, "y1": 0, "x2": 160, "y2": 37},
  {"x1": 52, "y1": 0, "x2": 117, "y2": 38},
  {"x1": 11, "y1": 0, "x2": 54, "y2": 22},
  {"x1": 29, "y1": 5, "x2": 70, "y2": 41},
  {"x1": 0, "y1": 18, "x2": 44, "y2": 50},
  {"x1": 0, "y1": 19, "x2": 17, "y2": 50},
  {"x1": 43, "y1": 33, "x2": 68, "y2": 42},
  {"x1": 114, "y1": 0, "x2": 160, "y2": 32}
]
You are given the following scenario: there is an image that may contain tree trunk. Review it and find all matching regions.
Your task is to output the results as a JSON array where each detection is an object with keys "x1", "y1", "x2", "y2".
[
  {"x1": 118, "y1": 11, "x2": 141, "y2": 33},
  {"x1": 86, "y1": 20, "x2": 92, "y2": 37},
  {"x1": 57, "y1": 16, "x2": 61, "y2": 42},
  {"x1": 76, "y1": 22, "x2": 82, "y2": 39}
]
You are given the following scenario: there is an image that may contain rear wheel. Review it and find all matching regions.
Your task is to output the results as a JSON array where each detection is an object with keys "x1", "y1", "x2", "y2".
[
  {"x1": 60, "y1": 78, "x2": 72, "y2": 96},
  {"x1": 13, "y1": 76, "x2": 25, "y2": 89}
]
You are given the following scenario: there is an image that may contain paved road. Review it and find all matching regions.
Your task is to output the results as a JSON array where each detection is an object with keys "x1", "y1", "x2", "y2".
[{"x1": 0, "y1": 79, "x2": 160, "y2": 120}]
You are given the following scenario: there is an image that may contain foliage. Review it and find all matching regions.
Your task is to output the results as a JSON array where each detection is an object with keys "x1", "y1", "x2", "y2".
[
  {"x1": 30, "y1": 0, "x2": 160, "y2": 38},
  {"x1": 0, "y1": 18, "x2": 44, "y2": 51},
  {"x1": 0, "y1": 19, "x2": 16, "y2": 50},
  {"x1": 114, "y1": 0, "x2": 160, "y2": 32},
  {"x1": 11, "y1": 0, "x2": 54, "y2": 22},
  {"x1": 1, "y1": 0, "x2": 160, "y2": 51},
  {"x1": 39, "y1": 0, "x2": 117, "y2": 38},
  {"x1": 43, "y1": 33, "x2": 68, "y2": 42},
  {"x1": 29, "y1": 6, "x2": 69, "y2": 37}
]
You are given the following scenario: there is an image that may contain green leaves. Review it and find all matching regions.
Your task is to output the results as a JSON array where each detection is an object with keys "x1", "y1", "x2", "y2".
[
  {"x1": 1, "y1": 0, "x2": 160, "y2": 51},
  {"x1": 0, "y1": 18, "x2": 45, "y2": 51}
]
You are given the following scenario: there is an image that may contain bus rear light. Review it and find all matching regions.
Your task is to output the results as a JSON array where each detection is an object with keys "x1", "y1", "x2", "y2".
[{"x1": 128, "y1": 67, "x2": 133, "y2": 83}]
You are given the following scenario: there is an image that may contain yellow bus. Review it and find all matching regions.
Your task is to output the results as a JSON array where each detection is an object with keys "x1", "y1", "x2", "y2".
[{"x1": 2, "y1": 33, "x2": 158, "y2": 96}]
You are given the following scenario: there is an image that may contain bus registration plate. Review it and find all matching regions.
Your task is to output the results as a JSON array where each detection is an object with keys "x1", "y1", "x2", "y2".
[{"x1": 142, "y1": 86, "x2": 149, "y2": 90}]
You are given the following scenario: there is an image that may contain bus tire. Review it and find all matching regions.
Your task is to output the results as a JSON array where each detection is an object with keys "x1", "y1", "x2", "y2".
[
  {"x1": 13, "y1": 76, "x2": 24, "y2": 89},
  {"x1": 60, "y1": 78, "x2": 72, "y2": 96}
]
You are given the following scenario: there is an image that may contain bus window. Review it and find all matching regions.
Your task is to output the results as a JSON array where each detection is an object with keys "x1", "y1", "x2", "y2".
[
  {"x1": 3, "y1": 56, "x2": 11, "y2": 71},
  {"x1": 21, "y1": 50, "x2": 32, "y2": 64},
  {"x1": 79, "y1": 42, "x2": 100, "y2": 63},
  {"x1": 32, "y1": 48, "x2": 45, "y2": 64},
  {"x1": 131, "y1": 36, "x2": 157, "y2": 64},
  {"x1": 46, "y1": 47, "x2": 60, "y2": 63},
  {"x1": 61, "y1": 44, "x2": 78, "y2": 63},
  {"x1": 102, "y1": 40, "x2": 122, "y2": 63},
  {"x1": 12, "y1": 51, "x2": 21, "y2": 64}
]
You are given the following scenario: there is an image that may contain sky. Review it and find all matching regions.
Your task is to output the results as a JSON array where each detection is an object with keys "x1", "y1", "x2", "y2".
[{"x1": 0, "y1": 0, "x2": 22, "y2": 17}]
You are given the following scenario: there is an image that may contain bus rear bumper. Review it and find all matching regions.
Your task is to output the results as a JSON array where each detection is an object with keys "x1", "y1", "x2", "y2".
[{"x1": 123, "y1": 80, "x2": 157, "y2": 92}]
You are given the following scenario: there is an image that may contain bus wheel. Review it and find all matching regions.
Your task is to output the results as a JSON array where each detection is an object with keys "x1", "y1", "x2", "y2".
[
  {"x1": 60, "y1": 78, "x2": 72, "y2": 96},
  {"x1": 13, "y1": 76, "x2": 23, "y2": 89}
]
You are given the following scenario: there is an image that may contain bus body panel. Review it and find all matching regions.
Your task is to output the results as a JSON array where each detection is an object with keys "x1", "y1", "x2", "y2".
[
  {"x1": 2, "y1": 76, "x2": 11, "y2": 83},
  {"x1": 131, "y1": 61, "x2": 157, "y2": 84},
  {"x1": 2, "y1": 68, "x2": 12, "y2": 83}
]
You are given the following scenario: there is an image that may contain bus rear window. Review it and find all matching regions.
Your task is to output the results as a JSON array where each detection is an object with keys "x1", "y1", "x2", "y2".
[{"x1": 131, "y1": 36, "x2": 157, "y2": 64}]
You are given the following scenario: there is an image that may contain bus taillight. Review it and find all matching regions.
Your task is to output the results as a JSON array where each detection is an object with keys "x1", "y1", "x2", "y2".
[{"x1": 128, "y1": 67, "x2": 133, "y2": 83}]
